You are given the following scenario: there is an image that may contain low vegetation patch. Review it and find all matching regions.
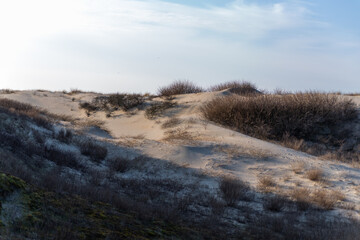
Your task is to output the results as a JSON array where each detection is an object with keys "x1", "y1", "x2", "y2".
[
  {"x1": 220, "y1": 177, "x2": 251, "y2": 206},
  {"x1": 258, "y1": 175, "x2": 276, "y2": 192},
  {"x1": 210, "y1": 81, "x2": 260, "y2": 95},
  {"x1": 108, "y1": 156, "x2": 132, "y2": 173},
  {"x1": 161, "y1": 117, "x2": 182, "y2": 129},
  {"x1": 158, "y1": 80, "x2": 204, "y2": 96},
  {"x1": 263, "y1": 195, "x2": 288, "y2": 212},
  {"x1": 306, "y1": 168, "x2": 324, "y2": 182},
  {"x1": 0, "y1": 89, "x2": 15, "y2": 94},
  {"x1": 79, "y1": 139, "x2": 108, "y2": 162},
  {"x1": 291, "y1": 187, "x2": 312, "y2": 211},
  {"x1": 202, "y1": 92, "x2": 359, "y2": 162},
  {"x1": 145, "y1": 101, "x2": 177, "y2": 119},
  {"x1": 79, "y1": 93, "x2": 145, "y2": 115}
]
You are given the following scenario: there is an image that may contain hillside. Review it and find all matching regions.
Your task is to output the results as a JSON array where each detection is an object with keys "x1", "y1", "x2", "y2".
[{"x1": 0, "y1": 87, "x2": 360, "y2": 239}]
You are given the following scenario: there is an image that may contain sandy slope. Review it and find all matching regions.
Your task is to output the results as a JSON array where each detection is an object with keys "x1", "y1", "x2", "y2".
[{"x1": 1, "y1": 90, "x2": 360, "y2": 220}]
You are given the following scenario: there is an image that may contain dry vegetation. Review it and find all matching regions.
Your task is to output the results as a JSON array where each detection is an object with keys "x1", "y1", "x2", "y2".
[
  {"x1": 202, "y1": 92, "x2": 359, "y2": 162},
  {"x1": 1, "y1": 85, "x2": 359, "y2": 239},
  {"x1": 258, "y1": 175, "x2": 276, "y2": 192},
  {"x1": 209, "y1": 80, "x2": 261, "y2": 95},
  {"x1": 161, "y1": 117, "x2": 182, "y2": 129},
  {"x1": 158, "y1": 80, "x2": 204, "y2": 96},
  {"x1": 219, "y1": 177, "x2": 251, "y2": 206},
  {"x1": 79, "y1": 93, "x2": 145, "y2": 116},
  {"x1": 145, "y1": 100, "x2": 177, "y2": 119},
  {"x1": 306, "y1": 168, "x2": 324, "y2": 181}
]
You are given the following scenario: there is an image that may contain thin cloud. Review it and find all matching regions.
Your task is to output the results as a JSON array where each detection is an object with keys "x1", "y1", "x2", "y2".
[{"x1": 0, "y1": 0, "x2": 359, "y2": 92}]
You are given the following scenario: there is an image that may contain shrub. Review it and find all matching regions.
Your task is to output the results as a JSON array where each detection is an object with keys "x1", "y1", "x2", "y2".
[
  {"x1": 108, "y1": 156, "x2": 132, "y2": 173},
  {"x1": 258, "y1": 175, "x2": 276, "y2": 191},
  {"x1": 220, "y1": 177, "x2": 250, "y2": 206},
  {"x1": 210, "y1": 81, "x2": 260, "y2": 95},
  {"x1": 0, "y1": 89, "x2": 15, "y2": 94},
  {"x1": 263, "y1": 195, "x2": 287, "y2": 212},
  {"x1": 306, "y1": 168, "x2": 324, "y2": 181},
  {"x1": 44, "y1": 145, "x2": 80, "y2": 169},
  {"x1": 79, "y1": 102, "x2": 98, "y2": 112},
  {"x1": 158, "y1": 80, "x2": 204, "y2": 96},
  {"x1": 145, "y1": 101, "x2": 176, "y2": 119},
  {"x1": 67, "y1": 88, "x2": 83, "y2": 95},
  {"x1": 84, "y1": 94, "x2": 145, "y2": 113},
  {"x1": 201, "y1": 93, "x2": 358, "y2": 142},
  {"x1": 79, "y1": 140, "x2": 108, "y2": 162},
  {"x1": 107, "y1": 93, "x2": 145, "y2": 111}
]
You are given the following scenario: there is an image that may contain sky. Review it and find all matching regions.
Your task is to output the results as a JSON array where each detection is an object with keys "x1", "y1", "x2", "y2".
[{"x1": 0, "y1": 0, "x2": 359, "y2": 93}]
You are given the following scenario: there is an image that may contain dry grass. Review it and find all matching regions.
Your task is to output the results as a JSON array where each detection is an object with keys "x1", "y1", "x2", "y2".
[
  {"x1": 163, "y1": 127, "x2": 194, "y2": 141},
  {"x1": 291, "y1": 161, "x2": 306, "y2": 174},
  {"x1": 258, "y1": 175, "x2": 276, "y2": 192},
  {"x1": 311, "y1": 189, "x2": 344, "y2": 210},
  {"x1": 290, "y1": 187, "x2": 345, "y2": 210},
  {"x1": 158, "y1": 80, "x2": 204, "y2": 96},
  {"x1": 161, "y1": 117, "x2": 182, "y2": 129},
  {"x1": 290, "y1": 187, "x2": 311, "y2": 211},
  {"x1": 306, "y1": 168, "x2": 324, "y2": 181}
]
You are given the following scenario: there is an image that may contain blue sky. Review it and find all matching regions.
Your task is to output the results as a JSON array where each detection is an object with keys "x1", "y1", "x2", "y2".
[{"x1": 0, "y1": 0, "x2": 359, "y2": 93}]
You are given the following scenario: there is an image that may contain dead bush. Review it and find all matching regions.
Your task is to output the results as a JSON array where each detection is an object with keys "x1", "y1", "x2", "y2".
[
  {"x1": 306, "y1": 168, "x2": 324, "y2": 181},
  {"x1": 258, "y1": 175, "x2": 276, "y2": 192},
  {"x1": 201, "y1": 93, "x2": 358, "y2": 143},
  {"x1": 158, "y1": 80, "x2": 204, "y2": 96},
  {"x1": 210, "y1": 81, "x2": 260, "y2": 95},
  {"x1": 220, "y1": 177, "x2": 250, "y2": 206},
  {"x1": 79, "y1": 140, "x2": 108, "y2": 162},
  {"x1": 312, "y1": 189, "x2": 341, "y2": 210}
]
